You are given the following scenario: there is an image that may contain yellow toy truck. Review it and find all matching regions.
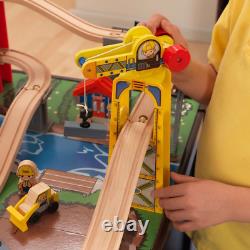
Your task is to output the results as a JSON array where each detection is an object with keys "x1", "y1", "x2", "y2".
[{"x1": 7, "y1": 182, "x2": 59, "y2": 232}]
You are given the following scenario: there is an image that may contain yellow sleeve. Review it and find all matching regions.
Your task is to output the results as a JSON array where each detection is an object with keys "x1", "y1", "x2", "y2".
[{"x1": 208, "y1": 1, "x2": 232, "y2": 71}]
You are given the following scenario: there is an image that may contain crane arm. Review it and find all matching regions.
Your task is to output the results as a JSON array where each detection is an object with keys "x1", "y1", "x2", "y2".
[{"x1": 75, "y1": 26, "x2": 190, "y2": 79}]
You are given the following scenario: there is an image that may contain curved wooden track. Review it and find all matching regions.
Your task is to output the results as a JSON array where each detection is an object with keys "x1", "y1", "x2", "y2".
[
  {"x1": 0, "y1": 49, "x2": 51, "y2": 192},
  {"x1": 6, "y1": 0, "x2": 125, "y2": 41},
  {"x1": 83, "y1": 94, "x2": 155, "y2": 250}
]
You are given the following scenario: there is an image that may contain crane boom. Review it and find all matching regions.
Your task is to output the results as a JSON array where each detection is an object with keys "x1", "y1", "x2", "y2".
[{"x1": 75, "y1": 26, "x2": 190, "y2": 79}]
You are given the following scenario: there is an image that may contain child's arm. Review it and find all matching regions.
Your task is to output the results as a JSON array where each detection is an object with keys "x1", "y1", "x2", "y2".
[
  {"x1": 142, "y1": 14, "x2": 217, "y2": 105},
  {"x1": 173, "y1": 61, "x2": 216, "y2": 105}
]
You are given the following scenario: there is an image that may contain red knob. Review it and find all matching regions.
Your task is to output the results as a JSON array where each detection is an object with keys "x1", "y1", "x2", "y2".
[{"x1": 163, "y1": 45, "x2": 191, "y2": 72}]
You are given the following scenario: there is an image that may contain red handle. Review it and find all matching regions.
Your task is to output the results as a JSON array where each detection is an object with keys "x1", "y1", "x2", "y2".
[
  {"x1": 155, "y1": 27, "x2": 191, "y2": 72},
  {"x1": 163, "y1": 45, "x2": 191, "y2": 72},
  {"x1": 155, "y1": 27, "x2": 170, "y2": 37}
]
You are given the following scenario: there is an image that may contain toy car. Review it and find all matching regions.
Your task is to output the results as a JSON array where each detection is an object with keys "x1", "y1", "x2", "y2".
[{"x1": 7, "y1": 182, "x2": 59, "y2": 232}]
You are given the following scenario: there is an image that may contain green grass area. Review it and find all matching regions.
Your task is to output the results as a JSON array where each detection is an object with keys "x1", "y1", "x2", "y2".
[
  {"x1": 47, "y1": 78, "x2": 78, "y2": 124},
  {"x1": 0, "y1": 174, "x2": 18, "y2": 212},
  {"x1": 0, "y1": 72, "x2": 27, "y2": 108},
  {"x1": 135, "y1": 209, "x2": 163, "y2": 250},
  {"x1": 171, "y1": 98, "x2": 199, "y2": 157},
  {"x1": 59, "y1": 190, "x2": 100, "y2": 206},
  {"x1": 0, "y1": 71, "x2": 79, "y2": 124}
]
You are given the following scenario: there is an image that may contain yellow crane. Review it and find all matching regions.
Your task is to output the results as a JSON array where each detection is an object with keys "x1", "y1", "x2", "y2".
[{"x1": 75, "y1": 25, "x2": 190, "y2": 213}]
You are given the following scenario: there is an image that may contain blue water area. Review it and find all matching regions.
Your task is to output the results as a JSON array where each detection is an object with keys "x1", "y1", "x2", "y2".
[
  {"x1": 0, "y1": 114, "x2": 178, "y2": 180},
  {"x1": 0, "y1": 115, "x2": 108, "y2": 179},
  {"x1": 17, "y1": 132, "x2": 108, "y2": 180}
]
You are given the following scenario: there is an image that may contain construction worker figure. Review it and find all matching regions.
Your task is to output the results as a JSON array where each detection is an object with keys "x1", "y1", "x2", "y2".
[
  {"x1": 17, "y1": 160, "x2": 39, "y2": 196},
  {"x1": 142, "y1": 41, "x2": 157, "y2": 58},
  {"x1": 137, "y1": 40, "x2": 160, "y2": 71}
]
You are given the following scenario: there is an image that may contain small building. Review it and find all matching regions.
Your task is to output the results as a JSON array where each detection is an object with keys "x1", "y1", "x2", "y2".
[{"x1": 73, "y1": 77, "x2": 112, "y2": 118}]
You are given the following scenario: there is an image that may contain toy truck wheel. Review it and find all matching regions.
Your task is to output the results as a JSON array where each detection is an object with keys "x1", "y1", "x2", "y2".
[
  {"x1": 28, "y1": 212, "x2": 40, "y2": 224},
  {"x1": 48, "y1": 201, "x2": 59, "y2": 213}
]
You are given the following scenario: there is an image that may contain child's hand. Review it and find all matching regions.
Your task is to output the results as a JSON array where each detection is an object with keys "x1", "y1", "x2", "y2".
[
  {"x1": 154, "y1": 172, "x2": 234, "y2": 232},
  {"x1": 140, "y1": 13, "x2": 188, "y2": 48}
]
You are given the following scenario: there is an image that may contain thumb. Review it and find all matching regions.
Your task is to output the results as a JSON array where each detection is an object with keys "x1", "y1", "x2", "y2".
[{"x1": 171, "y1": 172, "x2": 198, "y2": 184}]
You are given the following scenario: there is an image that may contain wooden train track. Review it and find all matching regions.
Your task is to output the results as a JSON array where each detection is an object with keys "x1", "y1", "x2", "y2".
[
  {"x1": 83, "y1": 93, "x2": 155, "y2": 250},
  {"x1": 5, "y1": 0, "x2": 125, "y2": 41},
  {"x1": 0, "y1": 0, "x2": 125, "y2": 192},
  {"x1": 41, "y1": 169, "x2": 97, "y2": 194},
  {"x1": 0, "y1": 49, "x2": 51, "y2": 192}
]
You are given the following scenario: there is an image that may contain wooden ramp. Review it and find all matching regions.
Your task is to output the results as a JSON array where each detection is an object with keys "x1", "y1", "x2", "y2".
[
  {"x1": 41, "y1": 169, "x2": 97, "y2": 195},
  {"x1": 0, "y1": 49, "x2": 51, "y2": 193},
  {"x1": 6, "y1": 0, "x2": 125, "y2": 41},
  {"x1": 83, "y1": 94, "x2": 155, "y2": 250}
]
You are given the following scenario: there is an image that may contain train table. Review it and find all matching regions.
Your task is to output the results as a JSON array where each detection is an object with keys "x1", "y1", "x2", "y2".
[{"x1": 0, "y1": 71, "x2": 200, "y2": 250}]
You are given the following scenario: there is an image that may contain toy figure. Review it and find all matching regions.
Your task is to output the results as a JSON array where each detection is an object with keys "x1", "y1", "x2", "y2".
[
  {"x1": 16, "y1": 160, "x2": 39, "y2": 196},
  {"x1": 77, "y1": 104, "x2": 93, "y2": 128},
  {"x1": 142, "y1": 40, "x2": 157, "y2": 58},
  {"x1": 137, "y1": 39, "x2": 161, "y2": 70}
]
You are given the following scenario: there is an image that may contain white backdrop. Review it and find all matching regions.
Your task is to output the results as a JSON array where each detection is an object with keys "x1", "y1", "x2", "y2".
[{"x1": 73, "y1": 0, "x2": 218, "y2": 42}]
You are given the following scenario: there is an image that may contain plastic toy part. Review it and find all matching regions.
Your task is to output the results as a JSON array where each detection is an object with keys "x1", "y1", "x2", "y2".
[
  {"x1": 78, "y1": 106, "x2": 93, "y2": 128},
  {"x1": 163, "y1": 45, "x2": 191, "y2": 72},
  {"x1": 6, "y1": 182, "x2": 59, "y2": 232},
  {"x1": 17, "y1": 160, "x2": 39, "y2": 196},
  {"x1": 79, "y1": 57, "x2": 86, "y2": 66},
  {"x1": 155, "y1": 27, "x2": 170, "y2": 37},
  {"x1": 75, "y1": 26, "x2": 174, "y2": 79},
  {"x1": 73, "y1": 77, "x2": 112, "y2": 98}
]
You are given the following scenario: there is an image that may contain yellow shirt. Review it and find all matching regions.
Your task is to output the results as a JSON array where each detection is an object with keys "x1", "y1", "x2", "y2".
[{"x1": 193, "y1": 0, "x2": 250, "y2": 249}]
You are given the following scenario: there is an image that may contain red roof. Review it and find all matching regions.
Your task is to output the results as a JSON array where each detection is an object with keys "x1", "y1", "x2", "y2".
[{"x1": 73, "y1": 77, "x2": 112, "y2": 98}]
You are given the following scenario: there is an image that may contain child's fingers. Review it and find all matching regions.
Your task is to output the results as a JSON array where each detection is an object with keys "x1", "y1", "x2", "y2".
[
  {"x1": 147, "y1": 14, "x2": 166, "y2": 33},
  {"x1": 171, "y1": 172, "x2": 198, "y2": 184},
  {"x1": 159, "y1": 196, "x2": 186, "y2": 210},
  {"x1": 160, "y1": 19, "x2": 178, "y2": 36},
  {"x1": 165, "y1": 209, "x2": 191, "y2": 222},
  {"x1": 153, "y1": 184, "x2": 185, "y2": 198},
  {"x1": 161, "y1": 19, "x2": 188, "y2": 48},
  {"x1": 138, "y1": 21, "x2": 156, "y2": 34},
  {"x1": 140, "y1": 13, "x2": 167, "y2": 34},
  {"x1": 172, "y1": 221, "x2": 195, "y2": 232}
]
